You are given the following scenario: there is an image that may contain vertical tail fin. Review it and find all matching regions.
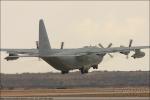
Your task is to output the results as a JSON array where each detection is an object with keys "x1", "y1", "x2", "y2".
[{"x1": 39, "y1": 19, "x2": 52, "y2": 56}]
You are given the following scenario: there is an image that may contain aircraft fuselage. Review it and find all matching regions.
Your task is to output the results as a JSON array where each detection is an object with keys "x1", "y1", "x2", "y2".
[{"x1": 42, "y1": 47, "x2": 105, "y2": 73}]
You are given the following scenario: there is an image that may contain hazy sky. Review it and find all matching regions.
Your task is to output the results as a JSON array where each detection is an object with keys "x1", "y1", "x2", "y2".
[{"x1": 1, "y1": 1, "x2": 149, "y2": 74}]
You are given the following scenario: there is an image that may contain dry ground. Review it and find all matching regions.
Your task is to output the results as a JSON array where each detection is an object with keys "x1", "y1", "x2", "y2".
[{"x1": 0, "y1": 87, "x2": 149, "y2": 97}]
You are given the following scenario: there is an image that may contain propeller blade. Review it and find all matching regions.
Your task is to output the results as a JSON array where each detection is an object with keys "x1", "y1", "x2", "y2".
[
  {"x1": 108, "y1": 53, "x2": 113, "y2": 58},
  {"x1": 107, "y1": 43, "x2": 112, "y2": 48},
  {"x1": 36, "y1": 41, "x2": 39, "y2": 49},
  {"x1": 129, "y1": 39, "x2": 133, "y2": 47},
  {"x1": 98, "y1": 43, "x2": 104, "y2": 48},
  {"x1": 60, "y1": 42, "x2": 64, "y2": 49}
]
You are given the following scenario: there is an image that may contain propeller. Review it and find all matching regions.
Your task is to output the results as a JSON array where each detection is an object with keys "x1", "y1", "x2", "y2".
[
  {"x1": 120, "y1": 39, "x2": 133, "y2": 59},
  {"x1": 98, "y1": 43, "x2": 113, "y2": 58},
  {"x1": 126, "y1": 39, "x2": 133, "y2": 59}
]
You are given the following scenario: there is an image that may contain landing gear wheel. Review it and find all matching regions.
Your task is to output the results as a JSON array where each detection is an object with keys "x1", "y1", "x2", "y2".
[
  {"x1": 80, "y1": 68, "x2": 89, "y2": 74},
  {"x1": 61, "y1": 70, "x2": 69, "y2": 74},
  {"x1": 92, "y1": 65, "x2": 98, "y2": 69}
]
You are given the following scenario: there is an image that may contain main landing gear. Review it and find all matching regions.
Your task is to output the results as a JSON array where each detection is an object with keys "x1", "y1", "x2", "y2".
[
  {"x1": 80, "y1": 67, "x2": 89, "y2": 74},
  {"x1": 92, "y1": 65, "x2": 98, "y2": 69},
  {"x1": 61, "y1": 70, "x2": 69, "y2": 74}
]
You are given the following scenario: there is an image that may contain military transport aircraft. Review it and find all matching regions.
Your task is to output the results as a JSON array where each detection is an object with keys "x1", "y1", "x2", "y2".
[{"x1": 0, "y1": 19, "x2": 150, "y2": 74}]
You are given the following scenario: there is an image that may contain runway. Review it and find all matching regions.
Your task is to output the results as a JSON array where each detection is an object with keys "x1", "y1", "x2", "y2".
[
  {"x1": 53, "y1": 97, "x2": 149, "y2": 100},
  {"x1": 0, "y1": 97, "x2": 149, "y2": 100},
  {"x1": 1, "y1": 87, "x2": 149, "y2": 97}
]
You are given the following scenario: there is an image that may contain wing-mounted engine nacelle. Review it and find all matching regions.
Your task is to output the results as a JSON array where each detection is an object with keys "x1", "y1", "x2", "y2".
[
  {"x1": 120, "y1": 51, "x2": 129, "y2": 55},
  {"x1": 131, "y1": 49, "x2": 145, "y2": 59},
  {"x1": 5, "y1": 53, "x2": 19, "y2": 61}
]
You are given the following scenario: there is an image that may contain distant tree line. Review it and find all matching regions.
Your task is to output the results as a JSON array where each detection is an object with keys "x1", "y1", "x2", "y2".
[{"x1": 0, "y1": 71, "x2": 149, "y2": 89}]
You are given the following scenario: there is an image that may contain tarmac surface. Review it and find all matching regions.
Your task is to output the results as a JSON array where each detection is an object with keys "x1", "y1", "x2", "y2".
[
  {"x1": 0, "y1": 97, "x2": 149, "y2": 100},
  {"x1": 1, "y1": 87, "x2": 149, "y2": 99},
  {"x1": 1, "y1": 87, "x2": 149, "y2": 97}
]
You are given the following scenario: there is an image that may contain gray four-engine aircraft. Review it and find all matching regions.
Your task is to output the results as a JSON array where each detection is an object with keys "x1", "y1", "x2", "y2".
[{"x1": 1, "y1": 19, "x2": 150, "y2": 74}]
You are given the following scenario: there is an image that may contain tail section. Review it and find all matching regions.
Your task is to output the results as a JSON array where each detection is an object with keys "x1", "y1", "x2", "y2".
[{"x1": 39, "y1": 19, "x2": 52, "y2": 56}]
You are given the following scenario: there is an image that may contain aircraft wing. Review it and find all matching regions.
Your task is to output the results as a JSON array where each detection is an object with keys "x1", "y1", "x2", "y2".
[
  {"x1": 97, "y1": 46, "x2": 150, "y2": 54},
  {"x1": 0, "y1": 49, "x2": 38, "y2": 55},
  {"x1": 48, "y1": 46, "x2": 150, "y2": 58}
]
